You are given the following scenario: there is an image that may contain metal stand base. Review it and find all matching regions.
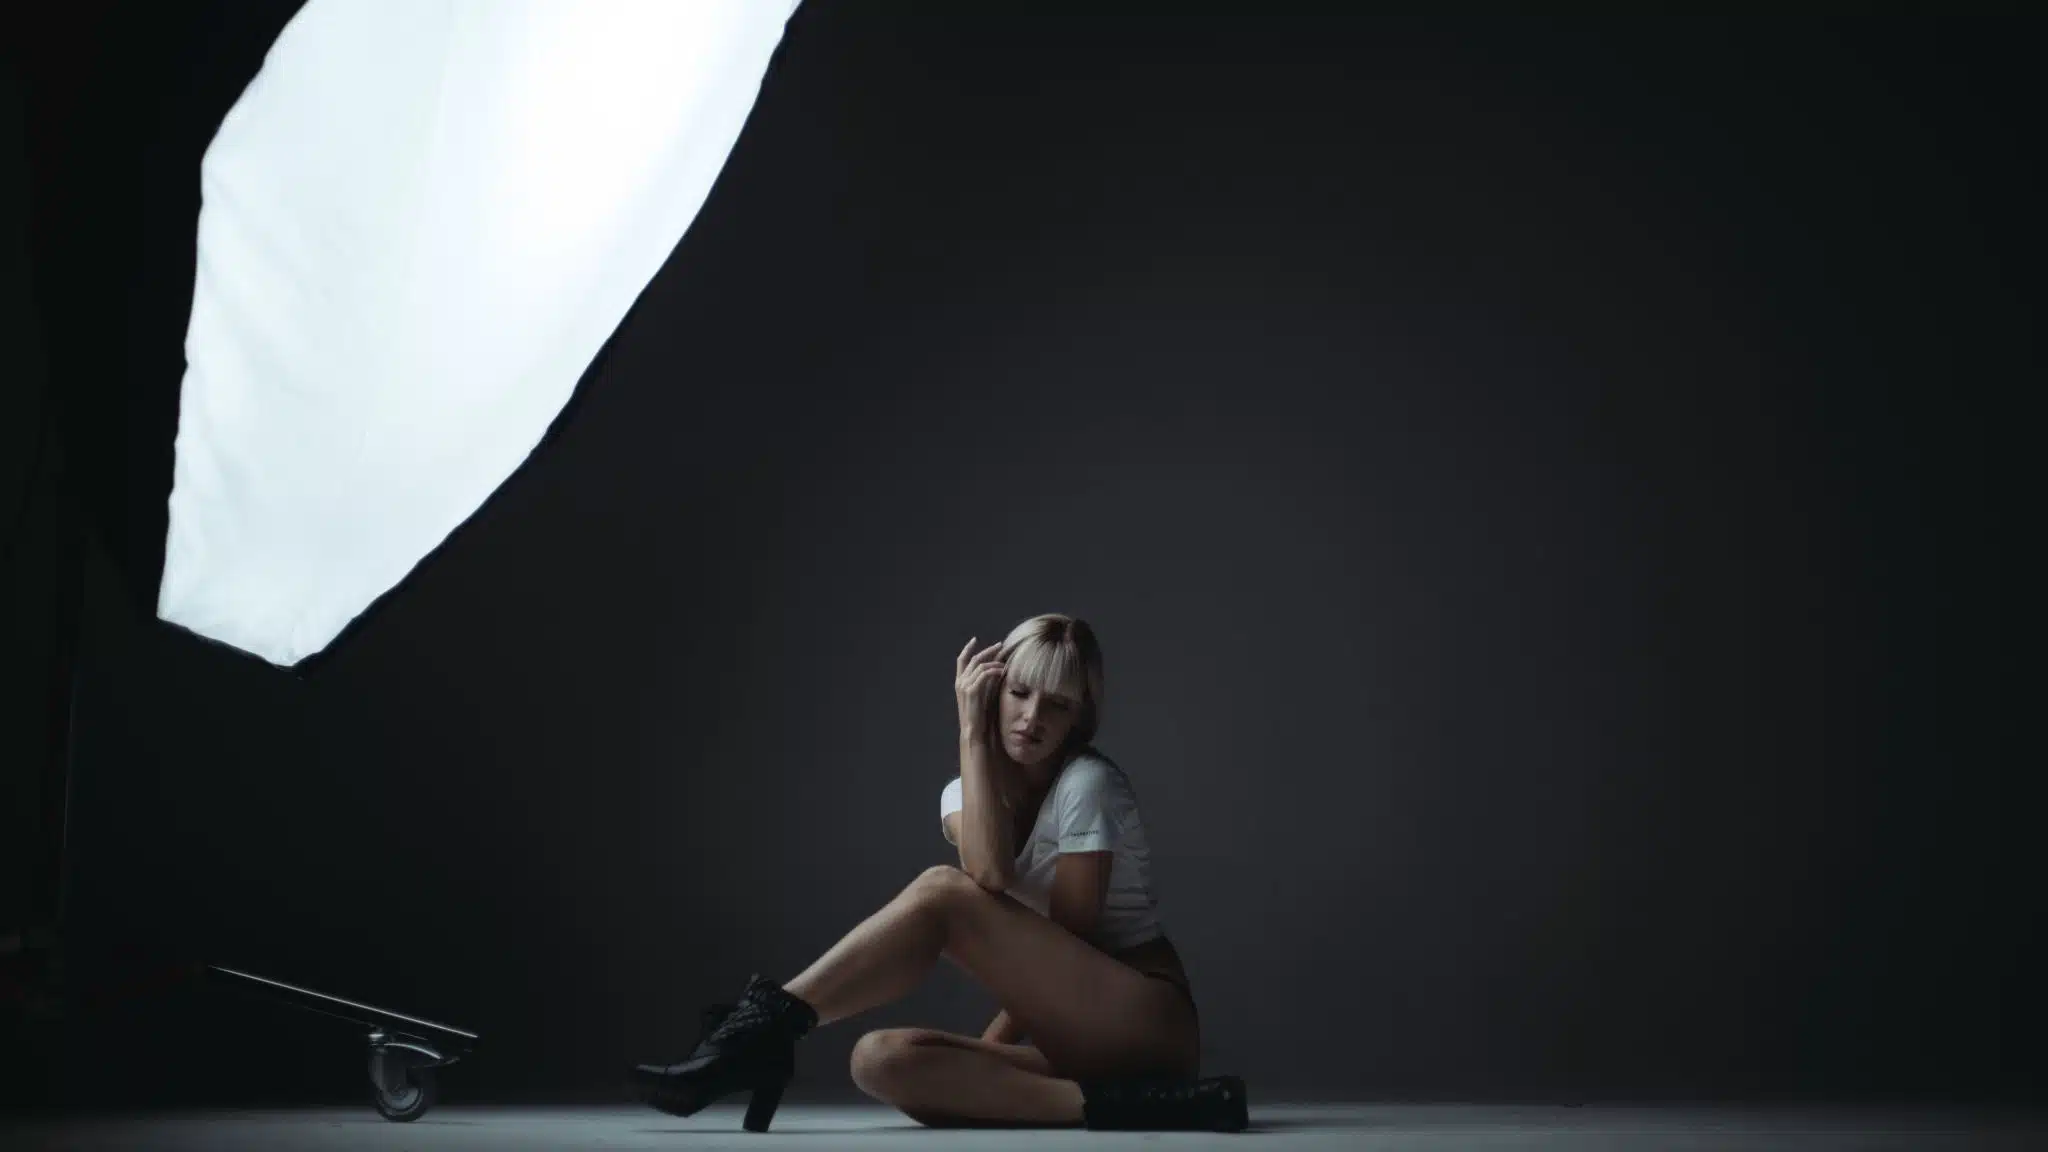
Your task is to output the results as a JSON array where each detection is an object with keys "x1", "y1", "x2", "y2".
[{"x1": 206, "y1": 964, "x2": 479, "y2": 1122}]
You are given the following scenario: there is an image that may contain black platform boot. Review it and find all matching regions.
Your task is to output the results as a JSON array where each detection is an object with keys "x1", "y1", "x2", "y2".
[
  {"x1": 1081, "y1": 1074, "x2": 1250, "y2": 1131},
  {"x1": 630, "y1": 974, "x2": 819, "y2": 1132}
]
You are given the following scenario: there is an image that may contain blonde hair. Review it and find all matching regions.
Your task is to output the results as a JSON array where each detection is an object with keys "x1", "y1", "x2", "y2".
[{"x1": 997, "y1": 613, "x2": 1105, "y2": 751}]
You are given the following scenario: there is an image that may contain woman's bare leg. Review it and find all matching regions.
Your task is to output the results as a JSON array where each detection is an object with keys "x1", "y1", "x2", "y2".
[
  {"x1": 850, "y1": 1028, "x2": 1082, "y2": 1127},
  {"x1": 781, "y1": 865, "x2": 1195, "y2": 1079},
  {"x1": 781, "y1": 873, "x2": 950, "y2": 1025}
]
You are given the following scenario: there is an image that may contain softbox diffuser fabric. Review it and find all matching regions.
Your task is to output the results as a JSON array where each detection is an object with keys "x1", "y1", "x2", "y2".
[{"x1": 156, "y1": 0, "x2": 799, "y2": 667}]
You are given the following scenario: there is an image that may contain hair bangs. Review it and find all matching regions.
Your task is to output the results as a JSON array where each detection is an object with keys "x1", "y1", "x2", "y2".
[{"x1": 1006, "y1": 635, "x2": 1085, "y2": 703}]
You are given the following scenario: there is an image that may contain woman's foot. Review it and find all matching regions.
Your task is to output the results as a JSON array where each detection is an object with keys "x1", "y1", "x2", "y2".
[
  {"x1": 630, "y1": 974, "x2": 819, "y2": 1131},
  {"x1": 1080, "y1": 1074, "x2": 1250, "y2": 1131}
]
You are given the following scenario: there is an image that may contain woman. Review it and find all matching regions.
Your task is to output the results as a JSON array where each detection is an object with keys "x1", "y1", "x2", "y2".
[{"x1": 630, "y1": 614, "x2": 1247, "y2": 1131}]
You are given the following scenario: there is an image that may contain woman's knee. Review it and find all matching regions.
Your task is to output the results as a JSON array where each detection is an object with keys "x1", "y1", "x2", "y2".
[
  {"x1": 908, "y1": 863, "x2": 981, "y2": 907},
  {"x1": 848, "y1": 1027, "x2": 926, "y2": 1098}
]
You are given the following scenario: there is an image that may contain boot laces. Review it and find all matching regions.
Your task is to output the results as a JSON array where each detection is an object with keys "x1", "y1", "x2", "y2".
[
  {"x1": 697, "y1": 1002, "x2": 735, "y2": 1039},
  {"x1": 706, "y1": 998, "x2": 776, "y2": 1043}
]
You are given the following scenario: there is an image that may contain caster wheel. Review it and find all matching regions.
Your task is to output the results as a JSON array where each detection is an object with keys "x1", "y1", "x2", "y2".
[{"x1": 370, "y1": 1046, "x2": 439, "y2": 1122}]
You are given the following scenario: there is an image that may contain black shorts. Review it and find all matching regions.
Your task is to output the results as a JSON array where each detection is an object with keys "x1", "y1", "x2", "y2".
[{"x1": 1141, "y1": 969, "x2": 1198, "y2": 1018}]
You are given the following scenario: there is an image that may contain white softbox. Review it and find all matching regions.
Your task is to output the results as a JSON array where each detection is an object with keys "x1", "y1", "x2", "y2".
[{"x1": 158, "y1": 0, "x2": 800, "y2": 667}]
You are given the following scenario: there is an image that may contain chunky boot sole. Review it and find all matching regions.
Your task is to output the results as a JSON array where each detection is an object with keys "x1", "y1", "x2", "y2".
[
  {"x1": 639, "y1": 1073, "x2": 789, "y2": 1131},
  {"x1": 741, "y1": 1077, "x2": 787, "y2": 1133},
  {"x1": 1082, "y1": 1073, "x2": 1250, "y2": 1131},
  {"x1": 1208, "y1": 1075, "x2": 1250, "y2": 1132},
  {"x1": 630, "y1": 975, "x2": 816, "y2": 1132},
  {"x1": 633, "y1": 1049, "x2": 796, "y2": 1129}
]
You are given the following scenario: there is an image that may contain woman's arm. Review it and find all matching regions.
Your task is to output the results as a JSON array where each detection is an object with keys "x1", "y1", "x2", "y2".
[
  {"x1": 1045, "y1": 757, "x2": 1120, "y2": 939},
  {"x1": 1048, "y1": 850, "x2": 1112, "y2": 940},
  {"x1": 952, "y1": 639, "x2": 1015, "y2": 890},
  {"x1": 955, "y1": 729, "x2": 1015, "y2": 891}
]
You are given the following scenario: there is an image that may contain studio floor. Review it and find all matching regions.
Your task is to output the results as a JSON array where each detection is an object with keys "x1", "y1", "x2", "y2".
[{"x1": 6, "y1": 1103, "x2": 2044, "y2": 1151}]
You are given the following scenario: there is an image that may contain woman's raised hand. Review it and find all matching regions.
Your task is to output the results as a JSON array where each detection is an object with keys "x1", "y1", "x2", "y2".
[{"x1": 954, "y1": 637, "x2": 1006, "y2": 739}]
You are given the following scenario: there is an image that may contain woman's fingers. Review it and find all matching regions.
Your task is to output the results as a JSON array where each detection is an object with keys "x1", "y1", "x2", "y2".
[
  {"x1": 957, "y1": 639, "x2": 1005, "y2": 713},
  {"x1": 966, "y1": 661, "x2": 1003, "y2": 698},
  {"x1": 957, "y1": 638, "x2": 1002, "y2": 674}
]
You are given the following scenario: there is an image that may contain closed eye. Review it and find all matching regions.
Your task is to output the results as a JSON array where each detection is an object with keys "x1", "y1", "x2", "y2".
[{"x1": 1010, "y1": 687, "x2": 1074, "y2": 710}]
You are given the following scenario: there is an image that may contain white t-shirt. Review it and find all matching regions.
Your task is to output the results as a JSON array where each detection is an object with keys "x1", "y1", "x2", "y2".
[{"x1": 939, "y1": 747, "x2": 1163, "y2": 951}]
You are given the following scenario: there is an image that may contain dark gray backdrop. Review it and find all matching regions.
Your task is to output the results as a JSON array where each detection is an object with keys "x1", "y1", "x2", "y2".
[{"x1": 3, "y1": 1, "x2": 2037, "y2": 1107}]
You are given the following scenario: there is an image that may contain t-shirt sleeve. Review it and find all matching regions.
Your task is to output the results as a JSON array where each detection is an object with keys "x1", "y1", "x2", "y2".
[
  {"x1": 939, "y1": 776, "x2": 963, "y2": 844},
  {"x1": 1054, "y1": 758, "x2": 1121, "y2": 854}
]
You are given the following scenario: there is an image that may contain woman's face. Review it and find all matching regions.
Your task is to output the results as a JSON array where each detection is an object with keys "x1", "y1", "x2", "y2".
[{"x1": 998, "y1": 675, "x2": 1080, "y2": 768}]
